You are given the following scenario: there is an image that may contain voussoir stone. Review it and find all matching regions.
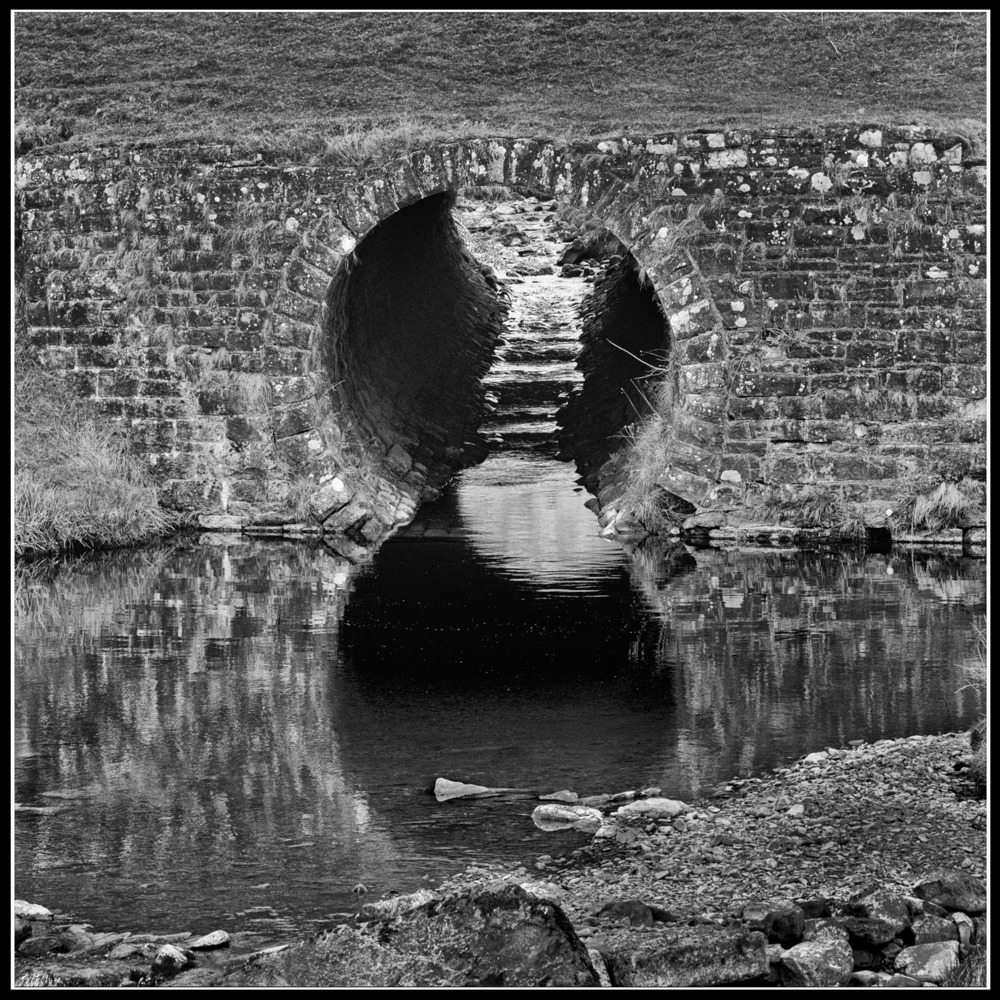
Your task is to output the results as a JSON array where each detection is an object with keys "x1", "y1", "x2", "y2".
[
  {"x1": 602, "y1": 925, "x2": 768, "y2": 987},
  {"x1": 894, "y1": 941, "x2": 960, "y2": 983},
  {"x1": 913, "y1": 870, "x2": 986, "y2": 915},
  {"x1": 778, "y1": 937, "x2": 854, "y2": 987}
]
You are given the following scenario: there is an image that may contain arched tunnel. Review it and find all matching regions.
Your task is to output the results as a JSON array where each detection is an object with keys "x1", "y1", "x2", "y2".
[{"x1": 315, "y1": 188, "x2": 675, "y2": 539}]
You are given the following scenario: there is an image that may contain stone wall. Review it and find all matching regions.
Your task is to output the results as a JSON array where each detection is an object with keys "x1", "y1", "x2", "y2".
[{"x1": 14, "y1": 128, "x2": 987, "y2": 545}]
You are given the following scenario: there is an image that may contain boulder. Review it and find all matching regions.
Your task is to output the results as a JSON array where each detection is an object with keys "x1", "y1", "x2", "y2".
[
  {"x1": 951, "y1": 912, "x2": 974, "y2": 951},
  {"x1": 779, "y1": 937, "x2": 854, "y2": 987},
  {"x1": 588, "y1": 948, "x2": 612, "y2": 987},
  {"x1": 913, "y1": 870, "x2": 986, "y2": 914},
  {"x1": 14, "y1": 900, "x2": 52, "y2": 920},
  {"x1": 434, "y1": 778, "x2": 504, "y2": 802},
  {"x1": 601, "y1": 925, "x2": 768, "y2": 987},
  {"x1": 360, "y1": 890, "x2": 438, "y2": 922},
  {"x1": 885, "y1": 973, "x2": 924, "y2": 987},
  {"x1": 15, "y1": 915, "x2": 31, "y2": 948},
  {"x1": 741, "y1": 899, "x2": 805, "y2": 947},
  {"x1": 531, "y1": 804, "x2": 603, "y2": 833},
  {"x1": 18, "y1": 935, "x2": 63, "y2": 955},
  {"x1": 151, "y1": 944, "x2": 192, "y2": 976},
  {"x1": 188, "y1": 929, "x2": 231, "y2": 950},
  {"x1": 801, "y1": 917, "x2": 849, "y2": 944},
  {"x1": 850, "y1": 969, "x2": 881, "y2": 986},
  {"x1": 598, "y1": 901, "x2": 654, "y2": 927},
  {"x1": 894, "y1": 941, "x2": 960, "y2": 983},
  {"x1": 910, "y1": 913, "x2": 959, "y2": 946},
  {"x1": 225, "y1": 883, "x2": 598, "y2": 987},
  {"x1": 798, "y1": 898, "x2": 832, "y2": 920},
  {"x1": 614, "y1": 797, "x2": 688, "y2": 821},
  {"x1": 841, "y1": 885, "x2": 910, "y2": 944}
]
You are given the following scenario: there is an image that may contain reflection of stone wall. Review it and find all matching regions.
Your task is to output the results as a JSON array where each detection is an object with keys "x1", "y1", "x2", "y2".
[
  {"x1": 624, "y1": 542, "x2": 986, "y2": 796},
  {"x1": 14, "y1": 541, "x2": 399, "y2": 928}
]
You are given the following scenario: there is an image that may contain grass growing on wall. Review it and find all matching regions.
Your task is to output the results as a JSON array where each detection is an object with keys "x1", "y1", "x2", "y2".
[
  {"x1": 14, "y1": 363, "x2": 175, "y2": 559},
  {"x1": 14, "y1": 12, "x2": 985, "y2": 152}
]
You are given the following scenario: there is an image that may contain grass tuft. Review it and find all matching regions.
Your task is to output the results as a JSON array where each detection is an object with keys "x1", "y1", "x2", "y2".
[
  {"x1": 15, "y1": 364, "x2": 174, "y2": 558},
  {"x1": 889, "y1": 477, "x2": 984, "y2": 534}
]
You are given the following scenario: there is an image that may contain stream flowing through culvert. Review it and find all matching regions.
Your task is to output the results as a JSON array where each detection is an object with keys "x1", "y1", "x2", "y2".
[{"x1": 14, "y1": 197, "x2": 986, "y2": 940}]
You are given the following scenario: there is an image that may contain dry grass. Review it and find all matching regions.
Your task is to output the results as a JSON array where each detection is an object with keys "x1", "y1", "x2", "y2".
[
  {"x1": 15, "y1": 365, "x2": 175, "y2": 558},
  {"x1": 890, "y1": 478, "x2": 984, "y2": 534},
  {"x1": 14, "y1": 12, "x2": 985, "y2": 154}
]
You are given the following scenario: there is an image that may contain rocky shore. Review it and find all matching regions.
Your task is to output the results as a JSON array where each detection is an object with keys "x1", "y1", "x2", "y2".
[{"x1": 14, "y1": 732, "x2": 986, "y2": 988}]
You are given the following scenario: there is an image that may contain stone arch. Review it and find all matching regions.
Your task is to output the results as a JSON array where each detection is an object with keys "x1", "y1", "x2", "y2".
[{"x1": 264, "y1": 139, "x2": 730, "y2": 542}]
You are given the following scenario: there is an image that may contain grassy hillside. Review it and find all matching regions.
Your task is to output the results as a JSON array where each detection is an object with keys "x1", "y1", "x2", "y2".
[{"x1": 15, "y1": 11, "x2": 986, "y2": 153}]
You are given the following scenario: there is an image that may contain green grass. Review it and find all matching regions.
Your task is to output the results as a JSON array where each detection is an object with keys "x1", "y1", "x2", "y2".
[
  {"x1": 14, "y1": 364, "x2": 175, "y2": 558},
  {"x1": 14, "y1": 12, "x2": 986, "y2": 154}
]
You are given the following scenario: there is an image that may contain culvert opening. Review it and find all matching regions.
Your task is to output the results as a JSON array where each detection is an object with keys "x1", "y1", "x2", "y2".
[
  {"x1": 558, "y1": 252, "x2": 674, "y2": 484},
  {"x1": 324, "y1": 191, "x2": 504, "y2": 501}
]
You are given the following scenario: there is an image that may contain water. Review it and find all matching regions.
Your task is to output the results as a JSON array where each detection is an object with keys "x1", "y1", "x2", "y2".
[{"x1": 14, "y1": 197, "x2": 986, "y2": 937}]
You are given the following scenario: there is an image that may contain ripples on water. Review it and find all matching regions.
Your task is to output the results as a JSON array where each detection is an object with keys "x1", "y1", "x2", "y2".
[{"x1": 14, "y1": 467, "x2": 985, "y2": 934}]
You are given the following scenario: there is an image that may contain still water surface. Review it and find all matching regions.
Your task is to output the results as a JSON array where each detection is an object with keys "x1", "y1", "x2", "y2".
[{"x1": 14, "y1": 451, "x2": 985, "y2": 935}]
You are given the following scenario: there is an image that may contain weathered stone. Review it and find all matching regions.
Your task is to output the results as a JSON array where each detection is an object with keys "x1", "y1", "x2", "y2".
[
  {"x1": 151, "y1": 943, "x2": 193, "y2": 975},
  {"x1": 18, "y1": 935, "x2": 63, "y2": 955},
  {"x1": 434, "y1": 778, "x2": 516, "y2": 802},
  {"x1": 532, "y1": 803, "x2": 604, "y2": 834},
  {"x1": 538, "y1": 790, "x2": 578, "y2": 803},
  {"x1": 197, "y1": 513, "x2": 243, "y2": 531},
  {"x1": 951, "y1": 912, "x2": 974, "y2": 952},
  {"x1": 841, "y1": 885, "x2": 911, "y2": 944},
  {"x1": 602, "y1": 926, "x2": 768, "y2": 987},
  {"x1": 15, "y1": 914, "x2": 31, "y2": 948},
  {"x1": 884, "y1": 972, "x2": 924, "y2": 987},
  {"x1": 360, "y1": 890, "x2": 438, "y2": 922},
  {"x1": 598, "y1": 900, "x2": 654, "y2": 927},
  {"x1": 913, "y1": 870, "x2": 986, "y2": 914},
  {"x1": 911, "y1": 913, "x2": 959, "y2": 946},
  {"x1": 742, "y1": 899, "x2": 805, "y2": 947},
  {"x1": 224, "y1": 883, "x2": 597, "y2": 987},
  {"x1": 588, "y1": 947, "x2": 613, "y2": 987},
  {"x1": 850, "y1": 969, "x2": 882, "y2": 986},
  {"x1": 778, "y1": 937, "x2": 854, "y2": 987},
  {"x1": 801, "y1": 917, "x2": 848, "y2": 943},
  {"x1": 14, "y1": 900, "x2": 52, "y2": 920},
  {"x1": 614, "y1": 797, "x2": 688, "y2": 821},
  {"x1": 188, "y1": 929, "x2": 230, "y2": 950},
  {"x1": 894, "y1": 941, "x2": 960, "y2": 983}
]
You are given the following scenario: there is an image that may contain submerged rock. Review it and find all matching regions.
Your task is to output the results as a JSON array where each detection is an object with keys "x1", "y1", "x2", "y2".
[{"x1": 434, "y1": 778, "x2": 519, "y2": 802}]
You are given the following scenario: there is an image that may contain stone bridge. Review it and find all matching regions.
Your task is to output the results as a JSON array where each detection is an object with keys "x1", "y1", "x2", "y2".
[{"x1": 15, "y1": 127, "x2": 986, "y2": 546}]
